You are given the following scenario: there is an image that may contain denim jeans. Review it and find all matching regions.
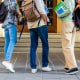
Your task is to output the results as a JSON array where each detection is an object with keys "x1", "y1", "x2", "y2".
[
  {"x1": 30, "y1": 25, "x2": 49, "y2": 69},
  {"x1": 4, "y1": 24, "x2": 17, "y2": 61}
]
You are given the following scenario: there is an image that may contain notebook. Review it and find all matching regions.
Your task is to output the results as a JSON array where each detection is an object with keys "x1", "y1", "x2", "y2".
[{"x1": 54, "y1": 1, "x2": 67, "y2": 20}]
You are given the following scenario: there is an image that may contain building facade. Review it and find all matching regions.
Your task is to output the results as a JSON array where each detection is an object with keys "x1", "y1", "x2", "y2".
[
  {"x1": 1, "y1": 0, "x2": 80, "y2": 42},
  {"x1": 0, "y1": 0, "x2": 61, "y2": 36},
  {"x1": 17, "y1": 0, "x2": 61, "y2": 33}
]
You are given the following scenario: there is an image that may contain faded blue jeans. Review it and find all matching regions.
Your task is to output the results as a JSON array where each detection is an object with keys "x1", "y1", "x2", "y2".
[
  {"x1": 4, "y1": 24, "x2": 17, "y2": 61},
  {"x1": 30, "y1": 25, "x2": 49, "y2": 69}
]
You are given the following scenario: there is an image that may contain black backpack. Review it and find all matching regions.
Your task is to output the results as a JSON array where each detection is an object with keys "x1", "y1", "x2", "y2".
[
  {"x1": 73, "y1": 0, "x2": 80, "y2": 31},
  {"x1": 0, "y1": 2, "x2": 8, "y2": 23}
]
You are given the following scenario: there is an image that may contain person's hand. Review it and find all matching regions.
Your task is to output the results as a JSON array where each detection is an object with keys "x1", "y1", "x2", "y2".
[
  {"x1": 18, "y1": 14, "x2": 22, "y2": 19},
  {"x1": 41, "y1": 14, "x2": 47, "y2": 25},
  {"x1": 44, "y1": 20, "x2": 47, "y2": 25}
]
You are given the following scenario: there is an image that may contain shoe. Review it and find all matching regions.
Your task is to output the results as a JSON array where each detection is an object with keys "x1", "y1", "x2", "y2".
[
  {"x1": 31, "y1": 69, "x2": 37, "y2": 74},
  {"x1": 64, "y1": 68, "x2": 69, "y2": 71},
  {"x1": 42, "y1": 66, "x2": 52, "y2": 72},
  {"x1": 66, "y1": 68, "x2": 78, "y2": 75},
  {"x1": 2, "y1": 61, "x2": 15, "y2": 73}
]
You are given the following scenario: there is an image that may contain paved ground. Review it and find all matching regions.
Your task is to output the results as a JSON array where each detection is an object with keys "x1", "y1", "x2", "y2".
[{"x1": 0, "y1": 51, "x2": 80, "y2": 80}]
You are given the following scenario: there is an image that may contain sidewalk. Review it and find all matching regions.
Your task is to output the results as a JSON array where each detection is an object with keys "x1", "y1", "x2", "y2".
[{"x1": 0, "y1": 51, "x2": 80, "y2": 80}]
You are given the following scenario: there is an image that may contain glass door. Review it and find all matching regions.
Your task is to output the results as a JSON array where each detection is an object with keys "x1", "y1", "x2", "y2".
[{"x1": 44, "y1": 0, "x2": 57, "y2": 33}]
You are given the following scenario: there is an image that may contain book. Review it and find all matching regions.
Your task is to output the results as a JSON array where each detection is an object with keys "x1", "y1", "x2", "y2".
[{"x1": 54, "y1": 1, "x2": 67, "y2": 20}]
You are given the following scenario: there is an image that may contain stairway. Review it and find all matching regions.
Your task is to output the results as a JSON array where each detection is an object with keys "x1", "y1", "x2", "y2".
[{"x1": 0, "y1": 33, "x2": 80, "y2": 54}]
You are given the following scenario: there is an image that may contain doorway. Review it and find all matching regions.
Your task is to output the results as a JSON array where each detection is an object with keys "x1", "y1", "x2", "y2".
[{"x1": 17, "y1": 0, "x2": 57, "y2": 33}]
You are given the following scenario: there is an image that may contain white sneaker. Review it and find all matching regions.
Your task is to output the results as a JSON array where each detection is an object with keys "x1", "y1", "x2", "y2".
[
  {"x1": 2, "y1": 61, "x2": 15, "y2": 73},
  {"x1": 31, "y1": 69, "x2": 37, "y2": 74},
  {"x1": 42, "y1": 66, "x2": 52, "y2": 72}
]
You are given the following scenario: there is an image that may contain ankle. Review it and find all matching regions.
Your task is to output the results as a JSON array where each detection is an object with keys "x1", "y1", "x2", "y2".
[{"x1": 4, "y1": 60, "x2": 11, "y2": 63}]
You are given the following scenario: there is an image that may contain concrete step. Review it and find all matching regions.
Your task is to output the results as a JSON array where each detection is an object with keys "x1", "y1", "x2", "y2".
[
  {"x1": 0, "y1": 33, "x2": 80, "y2": 54},
  {"x1": 1, "y1": 33, "x2": 62, "y2": 39},
  {"x1": 0, "y1": 47, "x2": 80, "y2": 53},
  {"x1": 0, "y1": 42, "x2": 80, "y2": 48},
  {"x1": 0, "y1": 38, "x2": 62, "y2": 43}
]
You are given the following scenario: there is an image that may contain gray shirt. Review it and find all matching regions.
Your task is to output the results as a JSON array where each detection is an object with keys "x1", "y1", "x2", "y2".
[{"x1": 2, "y1": 0, "x2": 18, "y2": 28}]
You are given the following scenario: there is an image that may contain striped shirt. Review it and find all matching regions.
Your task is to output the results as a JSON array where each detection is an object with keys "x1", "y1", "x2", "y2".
[{"x1": 2, "y1": 0, "x2": 18, "y2": 28}]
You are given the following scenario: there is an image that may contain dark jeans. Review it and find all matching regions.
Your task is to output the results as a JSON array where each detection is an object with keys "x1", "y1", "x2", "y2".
[{"x1": 30, "y1": 25, "x2": 49, "y2": 69}]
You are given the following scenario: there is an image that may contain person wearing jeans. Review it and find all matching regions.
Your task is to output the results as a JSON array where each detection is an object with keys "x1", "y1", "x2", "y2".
[
  {"x1": 26, "y1": 0, "x2": 52, "y2": 73},
  {"x1": 30, "y1": 25, "x2": 49, "y2": 69},
  {"x1": 4, "y1": 24, "x2": 17, "y2": 62},
  {"x1": 2, "y1": 0, "x2": 19, "y2": 73}
]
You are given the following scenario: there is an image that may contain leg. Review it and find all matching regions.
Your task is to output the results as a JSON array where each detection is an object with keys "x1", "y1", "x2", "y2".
[
  {"x1": 38, "y1": 25, "x2": 49, "y2": 67},
  {"x1": 4, "y1": 28, "x2": 10, "y2": 58},
  {"x1": 5, "y1": 24, "x2": 17, "y2": 61},
  {"x1": 61, "y1": 22, "x2": 77, "y2": 69},
  {"x1": 30, "y1": 29, "x2": 38, "y2": 69},
  {"x1": 71, "y1": 27, "x2": 76, "y2": 52}
]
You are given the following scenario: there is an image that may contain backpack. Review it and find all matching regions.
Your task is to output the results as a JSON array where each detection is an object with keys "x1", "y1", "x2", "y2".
[
  {"x1": 21, "y1": 0, "x2": 40, "y2": 22},
  {"x1": 73, "y1": 0, "x2": 80, "y2": 30},
  {"x1": 0, "y1": 2, "x2": 8, "y2": 23}
]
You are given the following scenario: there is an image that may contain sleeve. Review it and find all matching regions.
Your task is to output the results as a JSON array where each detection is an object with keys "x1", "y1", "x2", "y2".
[
  {"x1": 58, "y1": 0, "x2": 72, "y2": 18},
  {"x1": 34, "y1": 0, "x2": 46, "y2": 14},
  {"x1": 8, "y1": 0, "x2": 18, "y2": 12}
]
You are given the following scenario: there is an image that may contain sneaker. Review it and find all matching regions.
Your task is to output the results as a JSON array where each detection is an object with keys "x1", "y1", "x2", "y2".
[
  {"x1": 2, "y1": 61, "x2": 15, "y2": 73},
  {"x1": 31, "y1": 69, "x2": 37, "y2": 74},
  {"x1": 42, "y1": 66, "x2": 52, "y2": 72},
  {"x1": 66, "y1": 68, "x2": 78, "y2": 75},
  {"x1": 64, "y1": 68, "x2": 69, "y2": 71}
]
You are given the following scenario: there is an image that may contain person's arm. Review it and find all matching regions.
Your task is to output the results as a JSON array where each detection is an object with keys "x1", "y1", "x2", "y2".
[
  {"x1": 41, "y1": 14, "x2": 47, "y2": 24},
  {"x1": 34, "y1": 0, "x2": 47, "y2": 24},
  {"x1": 8, "y1": 0, "x2": 20, "y2": 17},
  {"x1": 34, "y1": 0, "x2": 46, "y2": 14}
]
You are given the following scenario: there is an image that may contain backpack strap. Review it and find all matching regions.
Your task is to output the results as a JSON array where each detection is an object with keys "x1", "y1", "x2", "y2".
[
  {"x1": 74, "y1": 0, "x2": 80, "y2": 12},
  {"x1": 37, "y1": 17, "x2": 41, "y2": 27},
  {"x1": 19, "y1": 19, "x2": 26, "y2": 40}
]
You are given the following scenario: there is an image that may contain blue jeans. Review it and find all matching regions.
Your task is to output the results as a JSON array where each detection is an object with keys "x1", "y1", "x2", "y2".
[
  {"x1": 4, "y1": 24, "x2": 17, "y2": 61},
  {"x1": 30, "y1": 25, "x2": 49, "y2": 69}
]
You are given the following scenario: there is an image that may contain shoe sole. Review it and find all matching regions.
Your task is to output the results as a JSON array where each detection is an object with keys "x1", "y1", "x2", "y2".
[
  {"x1": 65, "y1": 71, "x2": 79, "y2": 75},
  {"x1": 2, "y1": 63, "x2": 15, "y2": 73},
  {"x1": 64, "y1": 69, "x2": 69, "y2": 71},
  {"x1": 31, "y1": 69, "x2": 37, "y2": 74}
]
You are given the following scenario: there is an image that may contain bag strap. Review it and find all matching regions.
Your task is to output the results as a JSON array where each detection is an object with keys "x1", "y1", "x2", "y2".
[
  {"x1": 19, "y1": 19, "x2": 26, "y2": 40},
  {"x1": 37, "y1": 17, "x2": 41, "y2": 27}
]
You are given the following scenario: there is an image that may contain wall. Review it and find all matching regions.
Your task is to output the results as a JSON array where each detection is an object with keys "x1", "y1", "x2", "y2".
[{"x1": 57, "y1": 0, "x2": 61, "y2": 33}]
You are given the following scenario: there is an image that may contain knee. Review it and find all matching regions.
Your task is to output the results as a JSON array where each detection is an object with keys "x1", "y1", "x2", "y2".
[
  {"x1": 31, "y1": 43, "x2": 38, "y2": 49},
  {"x1": 42, "y1": 43, "x2": 49, "y2": 49},
  {"x1": 10, "y1": 38, "x2": 17, "y2": 45}
]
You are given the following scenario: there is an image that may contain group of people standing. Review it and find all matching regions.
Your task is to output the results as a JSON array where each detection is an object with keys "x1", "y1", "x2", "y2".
[{"x1": 1, "y1": 0, "x2": 80, "y2": 75}]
